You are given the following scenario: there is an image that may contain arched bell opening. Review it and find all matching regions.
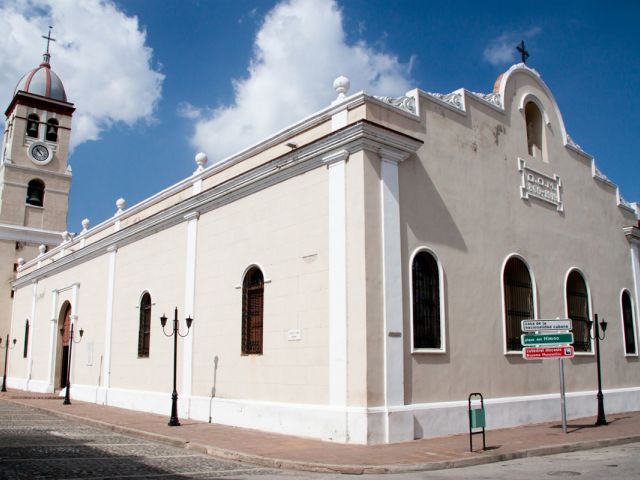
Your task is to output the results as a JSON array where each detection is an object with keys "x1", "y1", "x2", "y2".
[{"x1": 26, "y1": 179, "x2": 45, "y2": 207}]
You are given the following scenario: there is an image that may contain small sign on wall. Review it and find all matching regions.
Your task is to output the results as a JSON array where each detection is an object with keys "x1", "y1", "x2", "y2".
[
  {"x1": 518, "y1": 158, "x2": 563, "y2": 212},
  {"x1": 287, "y1": 329, "x2": 302, "y2": 341},
  {"x1": 86, "y1": 341, "x2": 93, "y2": 366}
]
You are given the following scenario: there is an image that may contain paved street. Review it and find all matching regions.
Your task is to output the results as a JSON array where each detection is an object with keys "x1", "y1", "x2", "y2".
[
  {"x1": 302, "y1": 443, "x2": 640, "y2": 480},
  {"x1": 1, "y1": 399, "x2": 639, "y2": 479},
  {"x1": 0, "y1": 400, "x2": 284, "y2": 479}
]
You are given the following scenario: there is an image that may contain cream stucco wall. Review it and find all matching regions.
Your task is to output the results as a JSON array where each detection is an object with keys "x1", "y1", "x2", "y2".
[
  {"x1": 193, "y1": 166, "x2": 329, "y2": 404},
  {"x1": 109, "y1": 223, "x2": 188, "y2": 393}
]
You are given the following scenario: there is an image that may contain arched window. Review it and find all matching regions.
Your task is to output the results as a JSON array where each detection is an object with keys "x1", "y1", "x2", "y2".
[
  {"x1": 525, "y1": 101, "x2": 544, "y2": 160},
  {"x1": 242, "y1": 267, "x2": 264, "y2": 354},
  {"x1": 138, "y1": 292, "x2": 152, "y2": 358},
  {"x1": 46, "y1": 118, "x2": 59, "y2": 142},
  {"x1": 23, "y1": 319, "x2": 30, "y2": 358},
  {"x1": 503, "y1": 257, "x2": 534, "y2": 352},
  {"x1": 412, "y1": 251, "x2": 442, "y2": 350},
  {"x1": 566, "y1": 270, "x2": 591, "y2": 352},
  {"x1": 26, "y1": 179, "x2": 45, "y2": 207},
  {"x1": 26, "y1": 114, "x2": 39, "y2": 138},
  {"x1": 621, "y1": 290, "x2": 637, "y2": 355}
]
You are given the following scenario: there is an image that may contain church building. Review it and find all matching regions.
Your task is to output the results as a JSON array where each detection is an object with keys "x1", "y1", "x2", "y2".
[{"x1": 3, "y1": 41, "x2": 640, "y2": 444}]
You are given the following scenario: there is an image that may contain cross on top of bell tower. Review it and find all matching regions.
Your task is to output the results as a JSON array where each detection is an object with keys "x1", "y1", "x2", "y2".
[{"x1": 41, "y1": 26, "x2": 56, "y2": 65}]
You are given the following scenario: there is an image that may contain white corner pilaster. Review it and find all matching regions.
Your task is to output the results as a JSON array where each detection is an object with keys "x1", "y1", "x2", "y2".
[
  {"x1": 25, "y1": 282, "x2": 38, "y2": 391},
  {"x1": 47, "y1": 289, "x2": 60, "y2": 391},
  {"x1": 98, "y1": 247, "x2": 117, "y2": 404},
  {"x1": 182, "y1": 211, "x2": 200, "y2": 416},
  {"x1": 379, "y1": 147, "x2": 411, "y2": 442},
  {"x1": 324, "y1": 150, "x2": 349, "y2": 409},
  {"x1": 70, "y1": 284, "x2": 80, "y2": 392}
]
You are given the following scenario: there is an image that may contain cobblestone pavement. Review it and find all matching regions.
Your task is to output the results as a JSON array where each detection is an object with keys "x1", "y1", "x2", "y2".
[{"x1": 0, "y1": 401, "x2": 289, "y2": 479}]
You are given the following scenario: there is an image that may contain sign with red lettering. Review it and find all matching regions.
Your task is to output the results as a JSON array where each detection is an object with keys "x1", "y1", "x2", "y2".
[{"x1": 523, "y1": 346, "x2": 574, "y2": 359}]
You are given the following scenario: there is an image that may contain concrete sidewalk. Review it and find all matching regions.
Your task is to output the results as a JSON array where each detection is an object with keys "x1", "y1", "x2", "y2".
[{"x1": 2, "y1": 390, "x2": 639, "y2": 474}]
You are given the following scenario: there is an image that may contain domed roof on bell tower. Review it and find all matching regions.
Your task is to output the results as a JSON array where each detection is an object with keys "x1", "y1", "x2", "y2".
[
  {"x1": 13, "y1": 27, "x2": 67, "y2": 102},
  {"x1": 13, "y1": 60, "x2": 67, "y2": 102}
]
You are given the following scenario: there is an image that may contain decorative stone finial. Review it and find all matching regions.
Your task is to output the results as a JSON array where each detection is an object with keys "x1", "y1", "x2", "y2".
[
  {"x1": 81, "y1": 218, "x2": 90, "y2": 233},
  {"x1": 17, "y1": 257, "x2": 25, "y2": 267},
  {"x1": 38, "y1": 244, "x2": 46, "y2": 256},
  {"x1": 61, "y1": 231, "x2": 71, "y2": 242},
  {"x1": 333, "y1": 76, "x2": 350, "y2": 101},
  {"x1": 194, "y1": 152, "x2": 208, "y2": 173},
  {"x1": 116, "y1": 198, "x2": 126, "y2": 214}
]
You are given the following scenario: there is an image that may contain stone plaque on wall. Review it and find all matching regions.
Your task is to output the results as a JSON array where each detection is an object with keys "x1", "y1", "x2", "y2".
[{"x1": 518, "y1": 158, "x2": 563, "y2": 212}]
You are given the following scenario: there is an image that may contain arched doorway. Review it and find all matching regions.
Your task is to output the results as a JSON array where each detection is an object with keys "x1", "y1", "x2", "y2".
[{"x1": 56, "y1": 302, "x2": 72, "y2": 390}]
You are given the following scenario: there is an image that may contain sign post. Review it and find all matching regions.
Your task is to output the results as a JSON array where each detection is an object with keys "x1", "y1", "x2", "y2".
[
  {"x1": 559, "y1": 358, "x2": 567, "y2": 434},
  {"x1": 521, "y1": 318, "x2": 573, "y2": 434}
]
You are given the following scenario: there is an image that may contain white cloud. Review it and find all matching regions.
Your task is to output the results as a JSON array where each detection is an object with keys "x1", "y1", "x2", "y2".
[
  {"x1": 483, "y1": 33, "x2": 515, "y2": 66},
  {"x1": 190, "y1": 0, "x2": 413, "y2": 162},
  {"x1": 0, "y1": 0, "x2": 164, "y2": 149},
  {"x1": 177, "y1": 102, "x2": 202, "y2": 120},
  {"x1": 483, "y1": 27, "x2": 542, "y2": 66}
]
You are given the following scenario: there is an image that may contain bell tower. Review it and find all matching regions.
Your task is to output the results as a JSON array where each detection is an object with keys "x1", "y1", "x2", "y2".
[
  {"x1": 0, "y1": 27, "x2": 74, "y2": 232},
  {"x1": 0, "y1": 28, "x2": 74, "y2": 375}
]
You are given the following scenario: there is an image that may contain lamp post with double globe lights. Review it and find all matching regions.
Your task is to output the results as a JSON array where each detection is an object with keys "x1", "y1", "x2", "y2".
[
  {"x1": 585, "y1": 313, "x2": 608, "y2": 426},
  {"x1": 1, "y1": 335, "x2": 17, "y2": 392},
  {"x1": 160, "y1": 307, "x2": 193, "y2": 426}
]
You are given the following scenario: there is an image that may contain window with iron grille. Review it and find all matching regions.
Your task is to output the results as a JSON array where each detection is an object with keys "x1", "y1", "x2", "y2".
[
  {"x1": 412, "y1": 251, "x2": 441, "y2": 350},
  {"x1": 566, "y1": 270, "x2": 591, "y2": 353},
  {"x1": 138, "y1": 292, "x2": 152, "y2": 357},
  {"x1": 242, "y1": 267, "x2": 264, "y2": 355},
  {"x1": 503, "y1": 257, "x2": 534, "y2": 352},
  {"x1": 622, "y1": 290, "x2": 637, "y2": 355},
  {"x1": 23, "y1": 320, "x2": 29, "y2": 358}
]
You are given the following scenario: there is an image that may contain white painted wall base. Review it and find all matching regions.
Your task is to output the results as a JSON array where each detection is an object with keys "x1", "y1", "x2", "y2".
[
  {"x1": 408, "y1": 387, "x2": 640, "y2": 440},
  {"x1": 7, "y1": 377, "x2": 640, "y2": 445}
]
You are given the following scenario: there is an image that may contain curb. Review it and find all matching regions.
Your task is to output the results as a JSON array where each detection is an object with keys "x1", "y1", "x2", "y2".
[{"x1": 5, "y1": 398, "x2": 640, "y2": 474}]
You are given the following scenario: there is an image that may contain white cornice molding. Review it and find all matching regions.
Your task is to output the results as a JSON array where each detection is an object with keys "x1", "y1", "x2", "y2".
[
  {"x1": 1, "y1": 180, "x2": 69, "y2": 196},
  {"x1": 379, "y1": 147, "x2": 411, "y2": 164},
  {"x1": 14, "y1": 120, "x2": 422, "y2": 288},
  {"x1": 322, "y1": 149, "x2": 349, "y2": 166},
  {"x1": 0, "y1": 223, "x2": 62, "y2": 245},
  {"x1": 624, "y1": 226, "x2": 640, "y2": 244},
  {"x1": 3, "y1": 162, "x2": 72, "y2": 179}
]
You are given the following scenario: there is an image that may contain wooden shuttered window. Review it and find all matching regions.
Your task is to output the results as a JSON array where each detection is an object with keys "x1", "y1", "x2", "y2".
[
  {"x1": 242, "y1": 267, "x2": 264, "y2": 355},
  {"x1": 622, "y1": 291, "x2": 636, "y2": 355},
  {"x1": 503, "y1": 257, "x2": 534, "y2": 352},
  {"x1": 23, "y1": 320, "x2": 29, "y2": 358},
  {"x1": 566, "y1": 271, "x2": 591, "y2": 353},
  {"x1": 412, "y1": 251, "x2": 441, "y2": 349},
  {"x1": 138, "y1": 293, "x2": 152, "y2": 357}
]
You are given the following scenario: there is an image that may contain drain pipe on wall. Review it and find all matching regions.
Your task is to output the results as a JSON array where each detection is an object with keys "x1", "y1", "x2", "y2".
[{"x1": 209, "y1": 355, "x2": 218, "y2": 423}]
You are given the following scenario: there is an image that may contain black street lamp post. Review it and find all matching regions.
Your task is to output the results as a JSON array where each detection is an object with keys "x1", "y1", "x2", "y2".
[
  {"x1": 1, "y1": 335, "x2": 17, "y2": 392},
  {"x1": 160, "y1": 307, "x2": 193, "y2": 427},
  {"x1": 59, "y1": 322, "x2": 84, "y2": 405},
  {"x1": 586, "y1": 313, "x2": 608, "y2": 426}
]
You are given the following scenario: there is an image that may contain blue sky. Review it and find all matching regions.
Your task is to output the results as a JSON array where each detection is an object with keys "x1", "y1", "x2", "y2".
[{"x1": 1, "y1": 0, "x2": 639, "y2": 231}]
